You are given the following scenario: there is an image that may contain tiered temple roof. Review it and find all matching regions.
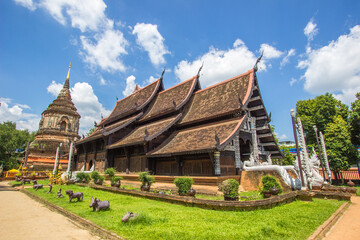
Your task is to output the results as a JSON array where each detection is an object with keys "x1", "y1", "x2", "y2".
[{"x1": 76, "y1": 66, "x2": 282, "y2": 174}]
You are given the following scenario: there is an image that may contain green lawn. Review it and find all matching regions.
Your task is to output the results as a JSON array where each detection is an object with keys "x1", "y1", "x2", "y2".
[
  {"x1": 9, "y1": 179, "x2": 49, "y2": 187},
  {"x1": 25, "y1": 184, "x2": 343, "y2": 240}
]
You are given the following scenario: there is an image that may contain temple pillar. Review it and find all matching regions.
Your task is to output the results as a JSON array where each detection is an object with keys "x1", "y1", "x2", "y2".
[
  {"x1": 233, "y1": 134, "x2": 242, "y2": 174},
  {"x1": 124, "y1": 147, "x2": 130, "y2": 174},
  {"x1": 175, "y1": 156, "x2": 183, "y2": 176},
  {"x1": 250, "y1": 117, "x2": 259, "y2": 165},
  {"x1": 214, "y1": 151, "x2": 221, "y2": 176},
  {"x1": 144, "y1": 143, "x2": 149, "y2": 172}
]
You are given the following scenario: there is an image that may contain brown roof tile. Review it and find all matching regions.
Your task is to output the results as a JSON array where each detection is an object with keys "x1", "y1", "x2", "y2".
[
  {"x1": 76, "y1": 113, "x2": 142, "y2": 144},
  {"x1": 179, "y1": 69, "x2": 254, "y2": 125},
  {"x1": 104, "y1": 78, "x2": 162, "y2": 124},
  {"x1": 140, "y1": 76, "x2": 198, "y2": 121},
  {"x1": 107, "y1": 114, "x2": 182, "y2": 149},
  {"x1": 148, "y1": 117, "x2": 245, "y2": 156}
]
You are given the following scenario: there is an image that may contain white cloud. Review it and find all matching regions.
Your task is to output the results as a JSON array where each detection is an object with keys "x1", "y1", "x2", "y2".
[
  {"x1": 174, "y1": 39, "x2": 266, "y2": 87},
  {"x1": 13, "y1": 0, "x2": 36, "y2": 11},
  {"x1": 47, "y1": 81, "x2": 63, "y2": 96},
  {"x1": 259, "y1": 43, "x2": 283, "y2": 59},
  {"x1": 99, "y1": 76, "x2": 107, "y2": 85},
  {"x1": 122, "y1": 75, "x2": 136, "y2": 97},
  {"x1": 39, "y1": 0, "x2": 112, "y2": 32},
  {"x1": 281, "y1": 49, "x2": 296, "y2": 67},
  {"x1": 289, "y1": 77, "x2": 298, "y2": 86},
  {"x1": 132, "y1": 23, "x2": 170, "y2": 66},
  {"x1": 0, "y1": 98, "x2": 40, "y2": 132},
  {"x1": 278, "y1": 134, "x2": 288, "y2": 140},
  {"x1": 47, "y1": 81, "x2": 111, "y2": 134},
  {"x1": 298, "y1": 25, "x2": 360, "y2": 104},
  {"x1": 80, "y1": 29, "x2": 128, "y2": 72},
  {"x1": 304, "y1": 18, "x2": 319, "y2": 42},
  {"x1": 146, "y1": 76, "x2": 157, "y2": 84}
]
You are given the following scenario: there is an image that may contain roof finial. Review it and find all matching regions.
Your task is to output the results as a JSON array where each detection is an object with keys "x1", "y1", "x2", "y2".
[
  {"x1": 254, "y1": 51, "x2": 263, "y2": 72},
  {"x1": 197, "y1": 62, "x2": 204, "y2": 78},
  {"x1": 160, "y1": 68, "x2": 166, "y2": 79},
  {"x1": 63, "y1": 62, "x2": 71, "y2": 89}
]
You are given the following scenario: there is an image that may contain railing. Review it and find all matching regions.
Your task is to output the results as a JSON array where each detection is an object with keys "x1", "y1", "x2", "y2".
[{"x1": 319, "y1": 168, "x2": 360, "y2": 180}]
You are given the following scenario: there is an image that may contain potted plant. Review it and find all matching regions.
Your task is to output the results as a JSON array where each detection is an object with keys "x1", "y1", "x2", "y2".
[
  {"x1": 111, "y1": 176, "x2": 123, "y2": 187},
  {"x1": 76, "y1": 172, "x2": 90, "y2": 183},
  {"x1": 218, "y1": 179, "x2": 239, "y2": 201},
  {"x1": 174, "y1": 177, "x2": 195, "y2": 196},
  {"x1": 91, "y1": 171, "x2": 104, "y2": 185},
  {"x1": 139, "y1": 172, "x2": 155, "y2": 191},
  {"x1": 105, "y1": 168, "x2": 116, "y2": 180},
  {"x1": 260, "y1": 175, "x2": 283, "y2": 198}
]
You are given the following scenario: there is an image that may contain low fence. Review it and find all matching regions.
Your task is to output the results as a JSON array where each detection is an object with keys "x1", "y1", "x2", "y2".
[{"x1": 319, "y1": 168, "x2": 360, "y2": 184}]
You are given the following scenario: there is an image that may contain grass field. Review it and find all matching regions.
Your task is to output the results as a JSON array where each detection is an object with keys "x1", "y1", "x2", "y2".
[{"x1": 25, "y1": 183, "x2": 343, "y2": 240}]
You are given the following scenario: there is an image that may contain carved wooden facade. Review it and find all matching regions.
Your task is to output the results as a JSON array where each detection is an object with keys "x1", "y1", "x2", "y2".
[{"x1": 76, "y1": 67, "x2": 282, "y2": 176}]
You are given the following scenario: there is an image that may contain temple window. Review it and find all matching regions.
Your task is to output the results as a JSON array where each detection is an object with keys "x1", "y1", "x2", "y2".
[{"x1": 60, "y1": 121, "x2": 67, "y2": 131}]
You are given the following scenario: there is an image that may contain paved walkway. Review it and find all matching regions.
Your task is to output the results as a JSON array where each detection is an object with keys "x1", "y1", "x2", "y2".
[
  {"x1": 324, "y1": 196, "x2": 360, "y2": 240},
  {"x1": 0, "y1": 182, "x2": 101, "y2": 240}
]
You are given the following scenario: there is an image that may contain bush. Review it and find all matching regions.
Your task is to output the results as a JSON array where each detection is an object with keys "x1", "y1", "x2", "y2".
[
  {"x1": 91, "y1": 171, "x2": 100, "y2": 181},
  {"x1": 105, "y1": 168, "x2": 116, "y2": 177},
  {"x1": 174, "y1": 178, "x2": 194, "y2": 195},
  {"x1": 15, "y1": 172, "x2": 22, "y2": 177},
  {"x1": 218, "y1": 179, "x2": 239, "y2": 200},
  {"x1": 261, "y1": 175, "x2": 283, "y2": 194},
  {"x1": 111, "y1": 176, "x2": 123, "y2": 185},
  {"x1": 75, "y1": 172, "x2": 90, "y2": 183},
  {"x1": 139, "y1": 172, "x2": 155, "y2": 187}
]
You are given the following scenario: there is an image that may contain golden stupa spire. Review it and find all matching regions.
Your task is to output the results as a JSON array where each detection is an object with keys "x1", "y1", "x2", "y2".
[{"x1": 63, "y1": 62, "x2": 71, "y2": 89}]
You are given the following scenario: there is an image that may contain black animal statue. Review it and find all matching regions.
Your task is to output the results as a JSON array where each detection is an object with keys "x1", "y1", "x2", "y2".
[
  {"x1": 89, "y1": 196, "x2": 110, "y2": 211},
  {"x1": 65, "y1": 190, "x2": 83, "y2": 203},
  {"x1": 47, "y1": 184, "x2": 53, "y2": 193},
  {"x1": 21, "y1": 178, "x2": 31, "y2": 184},
  {"x1": 32, "y1": 180, "x2": 43, "y2": 191},
  {"x1": 57, "y1": 188, "x2": 64, "y2": 198},
  {"x1": 121, "y1": 212, "x2": 137, "y2": 222}
]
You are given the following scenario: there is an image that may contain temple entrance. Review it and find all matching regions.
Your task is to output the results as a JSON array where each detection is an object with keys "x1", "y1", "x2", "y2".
[
  {"x1": 88, "y1": 160, "x2": 93, "y2": 170},
  {"x1": 60, "y1": 121, "x2": 66, "y2": 131}
]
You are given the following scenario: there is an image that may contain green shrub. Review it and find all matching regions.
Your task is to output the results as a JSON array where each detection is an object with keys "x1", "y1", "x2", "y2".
[
  {"x1": 139, "y1": 172, "x2": 155, "y2": 187},
  {"x1": 15, "y1": 172, "x2": 22, "y2": 177},
  {"x1": 174, "y1": 178, "x2": 194, "y2": 195},
  {"x1": 91, "y1": 171, "x2": 100, "y2": 181},
  {"x1": 218, "y1": 179, "x2": 239, "y2": 199},
  {"x1": 75, "y1": 172, "x2": 90, "y2": 183},
  {"x1": 261, "y1": 175, "x2": 283, "y2": 194},
  {"x1": 97, "y1": 175, "x2": 105, "y2": 185},
  {"x1": 105, "y1": 168, "x2": 116, "y2": 177},
  {"x1": 111, "y1": 176, "x2": 123, "y2": 185}
]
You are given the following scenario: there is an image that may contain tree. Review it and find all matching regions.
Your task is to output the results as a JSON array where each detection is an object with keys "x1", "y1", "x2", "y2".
[
  {"x1": 350, "y1": 93, "x2": 360, "y2": 146},
  {"x1": 0, "y1": 122, "x2": 35, "y2": 171},
  {"x1": 324, "y1": 116, "x2": 358, "y2": 174},
  {"x1": 296, "y1": 93, "x2": 349, "y2": 145},
  {"x1": 86, "y1": 126, "x2": 97, "y2": 137}
]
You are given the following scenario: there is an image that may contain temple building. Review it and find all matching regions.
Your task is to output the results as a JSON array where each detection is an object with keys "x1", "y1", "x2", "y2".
[
  {"x1": 27, "y1": 63, "x2": 80, "y2": 170},
  {"x1": 76, "y1": 62, "x2": 282, "y2": 176}
]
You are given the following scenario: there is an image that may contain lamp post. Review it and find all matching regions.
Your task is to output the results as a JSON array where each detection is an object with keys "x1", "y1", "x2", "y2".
[
  {"x1": 291, "y1": 109, "x2": 305, "y2": 188},
  {"x1": 313, "y1": 125, "x2": 327, "y2": 182}
]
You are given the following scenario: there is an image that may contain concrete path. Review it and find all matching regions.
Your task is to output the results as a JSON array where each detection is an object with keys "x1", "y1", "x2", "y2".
[
  {"x1": 324, "y1": 196, "x2": 360, "y2": 240},
  {"x1": 0, "y1": 182, "x2": 101, "y2": 240}
]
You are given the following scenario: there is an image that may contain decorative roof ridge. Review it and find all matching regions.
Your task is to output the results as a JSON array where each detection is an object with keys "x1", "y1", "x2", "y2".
[
  {"x1": 103, "y1": 77, "x2": 162, "y2": 125},
  {"x1": 158, "y1": 75, "x2": 197, "y2": 95},
  {"x1": 115, "y1": 77, "x2": 161, "y2": 104},
  {"x1": 103, "y1": 112, "x2": 143, "y2": 136},
  {"x1": 194, "y1": 69, "x2": 254, "y2": 94},
  {"x1": 107, "y1": 114, "x2": 179, "y2": 149},
  {"x1": 145, "y1": 113, "x2": 182, "y2": 141},
  {"x1": 218, "y1": 116, "x2": 246, "y2": 150},
  {"x1": 147, "y1": 117, "x2": 244, "y2": 156}
]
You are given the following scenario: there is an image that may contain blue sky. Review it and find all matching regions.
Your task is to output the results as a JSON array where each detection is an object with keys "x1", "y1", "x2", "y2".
[{"x1": 1, "y1": 0, "x2": 360, "y2": 140}]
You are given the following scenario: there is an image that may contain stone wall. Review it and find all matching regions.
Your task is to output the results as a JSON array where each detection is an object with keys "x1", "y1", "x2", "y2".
[{"x1": 240, "y1": 170, "x2": 291, "y2": 192}]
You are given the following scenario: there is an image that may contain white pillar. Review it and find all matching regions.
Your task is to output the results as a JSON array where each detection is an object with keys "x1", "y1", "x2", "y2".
[
  {"x1": 53, "y1": 143, "x2": 62, "y2": 175},
  {"x1": 67, "y1": 139, "x2": 75, "y2": 174},
  {"x1": 214, "y1": 151, "x2": 221, "y2": 175}
]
